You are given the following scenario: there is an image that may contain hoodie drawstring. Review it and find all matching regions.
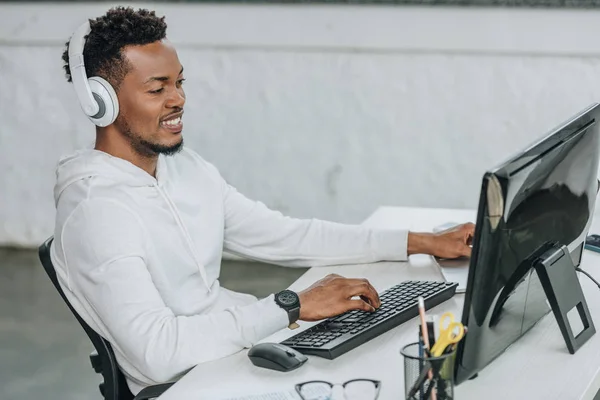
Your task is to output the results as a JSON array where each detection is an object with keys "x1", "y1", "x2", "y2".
[{"x1": 155, "y1": 184, "x2": 211, "y2": 292}]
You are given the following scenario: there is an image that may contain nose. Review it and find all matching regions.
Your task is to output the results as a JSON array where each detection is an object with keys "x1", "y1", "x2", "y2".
[{"x1": 167, "y1": 86, "x2": 185, "y2": 109}]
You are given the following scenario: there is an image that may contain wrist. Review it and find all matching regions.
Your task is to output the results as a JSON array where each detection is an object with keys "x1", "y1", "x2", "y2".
[
  {"x1": 407, "y1": 232, "x2": 434, "y2": 255},
  {"x1": 298, "y1": 290, "x2": 308, "y2": 320}
]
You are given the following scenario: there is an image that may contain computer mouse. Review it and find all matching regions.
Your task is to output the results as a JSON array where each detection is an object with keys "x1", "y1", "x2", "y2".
[{"x1": 248, "y1": 342, "x2": 308, "y2": 372}]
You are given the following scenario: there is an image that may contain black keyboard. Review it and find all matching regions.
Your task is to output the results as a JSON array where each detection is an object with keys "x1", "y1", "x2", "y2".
[{"x1": 280, "y1": 280, "x2": 458, "y2": 359}]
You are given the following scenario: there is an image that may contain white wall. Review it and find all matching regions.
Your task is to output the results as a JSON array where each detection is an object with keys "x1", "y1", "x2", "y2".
[{"x1": 2, "y1": 3, "x2": 600, "y2": 247}]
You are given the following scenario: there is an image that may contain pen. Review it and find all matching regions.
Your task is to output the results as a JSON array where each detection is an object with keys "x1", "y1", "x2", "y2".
[
  {"x1": 418, "y1": 330, "x2": 425, "y2": 400},
  {"x1": 417, "y1": 297, "x2": 437, "y2": 400},
  {"x1": 418, "y1": 297, "x2": 430, "y2": 350},
  {"x1": 427, "y1": 318, "x2": 436, "y2": 349},
  {"x1": 407, "y1": 363, "x2": 430, "y2": 399}
]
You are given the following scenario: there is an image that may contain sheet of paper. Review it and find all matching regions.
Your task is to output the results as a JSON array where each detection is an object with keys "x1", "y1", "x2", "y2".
[
  {"x1": 223, "y1": 390, "x2": 300, "y2": 400},
  {"x1": 221, "y1": 383, "x2": 330, "y2": 400}
]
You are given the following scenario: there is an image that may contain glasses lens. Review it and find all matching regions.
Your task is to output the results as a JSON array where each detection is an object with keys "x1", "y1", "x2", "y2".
[
  {"x1": 298, "y1": 382, "x2": 332, "y2": 400},
  {"x1": 344, "y1": 380, "x2": 378, "y2": 400}
]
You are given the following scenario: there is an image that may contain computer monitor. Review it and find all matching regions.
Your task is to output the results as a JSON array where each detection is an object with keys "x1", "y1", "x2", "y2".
[{"x1": 454, "y1": 103, "x2": 600, "y2": 384}]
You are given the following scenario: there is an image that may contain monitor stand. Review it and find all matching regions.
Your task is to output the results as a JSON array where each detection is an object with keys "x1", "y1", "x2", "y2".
[{"x1": 534, "y1": 243, "x2": 596, "y2": 354}]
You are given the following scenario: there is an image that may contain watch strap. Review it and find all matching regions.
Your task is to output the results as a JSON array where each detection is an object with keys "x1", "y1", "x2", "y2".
[
  {"x1": 288, "y1": 306, "x2": 300, "y2": 328},
  {"x1": 288, "y1": 322, "x2": 300, "y2": 330}
]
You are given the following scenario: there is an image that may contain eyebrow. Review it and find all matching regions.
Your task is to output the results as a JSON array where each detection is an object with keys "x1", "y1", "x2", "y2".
[{"x1": 144, "y1": 66, "x2": 184, "y2": 84}]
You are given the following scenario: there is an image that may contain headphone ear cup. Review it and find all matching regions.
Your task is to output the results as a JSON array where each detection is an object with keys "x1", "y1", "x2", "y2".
[{"x1": 87, "y1": 76, "x2": 119, "y2": 127}]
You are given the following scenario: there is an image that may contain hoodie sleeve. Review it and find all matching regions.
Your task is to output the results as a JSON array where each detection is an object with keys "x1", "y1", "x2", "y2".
[
  {"x1": 61, "y1": 198, "x2": 288, "y2": 385},
  {"x1": 206, "y1": 167, "x2": 410, "y2": 267}
]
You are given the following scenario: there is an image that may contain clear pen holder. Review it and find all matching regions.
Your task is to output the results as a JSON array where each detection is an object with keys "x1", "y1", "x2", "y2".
[{"x1": 400, "y1": 342, "x2": 456, "y2": 400}]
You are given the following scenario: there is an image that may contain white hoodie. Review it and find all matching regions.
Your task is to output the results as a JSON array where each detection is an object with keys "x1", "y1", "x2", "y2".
[{"x1": 50, "y1": 147, "x2": 409, "y2": 394}]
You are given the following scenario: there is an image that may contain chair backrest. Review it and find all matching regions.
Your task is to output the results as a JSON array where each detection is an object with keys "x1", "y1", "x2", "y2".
[{"x1": 38, "y1": 237, "x2": 133, "y2": 400}]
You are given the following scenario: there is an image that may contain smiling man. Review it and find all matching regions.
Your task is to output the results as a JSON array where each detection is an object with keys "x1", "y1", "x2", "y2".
[{"x1": 51, "y1": 7, "x2": 474, "y2": 396}]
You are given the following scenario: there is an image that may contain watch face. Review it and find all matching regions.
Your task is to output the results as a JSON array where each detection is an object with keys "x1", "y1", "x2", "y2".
[{"x1": 278, "y1": 291, "x2": 298, "y2": 306}]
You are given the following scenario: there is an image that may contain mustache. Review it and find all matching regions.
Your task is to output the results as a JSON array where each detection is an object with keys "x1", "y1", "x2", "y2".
[{"x1": 160, "y1": 108, "x2": 184, "y2": 121}]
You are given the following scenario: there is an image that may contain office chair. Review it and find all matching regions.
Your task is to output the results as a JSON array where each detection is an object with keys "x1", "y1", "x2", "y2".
[{"x1": 38, "y1": 237, "x2": 174, "y2": 400}]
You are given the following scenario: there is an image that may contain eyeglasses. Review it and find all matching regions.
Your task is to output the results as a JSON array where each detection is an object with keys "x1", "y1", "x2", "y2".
[{"x1": 295, "y1": 379, "x2": 381, "y2": 400}]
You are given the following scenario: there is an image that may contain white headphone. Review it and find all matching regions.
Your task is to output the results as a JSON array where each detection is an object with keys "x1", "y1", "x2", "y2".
[{"x1": 68, "y1": 21, "x2": 119, "y2": 127}]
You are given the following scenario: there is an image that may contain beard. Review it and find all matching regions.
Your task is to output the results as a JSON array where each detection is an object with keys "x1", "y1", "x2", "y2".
[{"x1": 117, "y1": 115, "x2": 183, "y2": 158}]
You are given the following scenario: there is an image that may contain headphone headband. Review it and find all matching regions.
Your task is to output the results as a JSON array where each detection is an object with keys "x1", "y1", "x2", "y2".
[{"x1": 68, "y1": 21, "x2": 100, "y2": 117}]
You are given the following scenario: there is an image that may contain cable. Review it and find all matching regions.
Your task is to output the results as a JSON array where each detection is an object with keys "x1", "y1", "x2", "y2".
[{"x1": 576, "y1": 267, "x2": 600, "y2": 290}]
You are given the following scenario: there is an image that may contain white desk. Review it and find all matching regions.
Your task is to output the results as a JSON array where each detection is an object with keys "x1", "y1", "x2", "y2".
[{"x1": 158, "y1": 206, "x2": 600, "y2": 400}]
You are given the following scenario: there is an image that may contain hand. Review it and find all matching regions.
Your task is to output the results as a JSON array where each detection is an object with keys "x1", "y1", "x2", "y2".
[
  {"x1": 297, "y1": 274, "x2": 381, "y2": 321},
  {"x1": 408, "y1": 222, "x2": 475, "y2": 259}
]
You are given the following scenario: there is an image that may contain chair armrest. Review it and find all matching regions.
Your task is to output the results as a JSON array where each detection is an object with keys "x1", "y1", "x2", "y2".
[
  {"x1": 89, "y1": 350, "x2": 102, "y2": 373},
  {"x1": 133, "y1": 382, "x2": 175, "y2": 400}
]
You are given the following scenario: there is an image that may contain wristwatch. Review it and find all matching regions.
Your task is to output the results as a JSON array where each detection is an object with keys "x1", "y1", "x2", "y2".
[{"x1": 274, "y1": 290, "x2": 301, "y2": 329}]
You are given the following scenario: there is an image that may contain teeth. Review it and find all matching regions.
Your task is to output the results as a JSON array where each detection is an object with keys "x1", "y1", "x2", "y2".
[{"x1": 162, "y1": 117, "x2": 181, "y2": 126}]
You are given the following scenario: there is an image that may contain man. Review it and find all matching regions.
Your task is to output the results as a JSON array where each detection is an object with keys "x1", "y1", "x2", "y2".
[{"x1": 52, "y1": 7, "x2": 474, "y2": 395}]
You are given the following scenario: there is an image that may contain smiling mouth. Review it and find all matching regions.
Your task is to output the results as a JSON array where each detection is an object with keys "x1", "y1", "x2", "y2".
[{"x1": 160, "y1": 115, "x2": 183, "y2": 132}]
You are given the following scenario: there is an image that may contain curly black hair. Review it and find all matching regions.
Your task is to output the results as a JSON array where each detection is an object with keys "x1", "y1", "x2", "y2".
[{"x1": 61, "y1": 7, "x2": 167, "y2": 91}]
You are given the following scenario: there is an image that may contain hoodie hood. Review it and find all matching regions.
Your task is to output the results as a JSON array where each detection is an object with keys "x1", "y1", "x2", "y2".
[{"x1": 54, "y1": 149, "x2": 166, "y2": 205}]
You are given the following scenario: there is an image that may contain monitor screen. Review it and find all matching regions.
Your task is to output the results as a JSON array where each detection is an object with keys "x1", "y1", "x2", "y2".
[{"x1": 455, "y1": 103, "x2": 600, "y2": 384}]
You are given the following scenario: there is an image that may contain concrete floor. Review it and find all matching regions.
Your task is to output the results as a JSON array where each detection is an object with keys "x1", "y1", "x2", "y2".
[{"x1": 0, "y1": 247, "x2": 307, "y2": 400}]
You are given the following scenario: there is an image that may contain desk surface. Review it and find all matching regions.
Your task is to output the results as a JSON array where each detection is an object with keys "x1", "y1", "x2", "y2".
[{"x1": 158, "y1": 206, "x2": 600, "y2": 400}]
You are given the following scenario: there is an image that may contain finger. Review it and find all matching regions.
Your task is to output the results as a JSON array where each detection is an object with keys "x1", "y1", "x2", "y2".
[
  {"x1": 346, "y1": 281, "x2": 380, "y2": 308},
  {"x1": 460, "y1": 224, "x2": 474, "y2": 243},
  {"x1": 350, "y1": 279, "x2": 380, "y2": 307},
  {"x1": 463, "y1": 223, "x2": 475, "y2": 236},
  {"x1": 466, "y1": 232, "x2": 474, "y2": 246},
  {"x1": 360, "y1": 295, "x2": 376, "y2": 308},
  {"x1": 360, "y1": 280, "x2": 381, "y2": 307},
  {"x1": 347, "y1": 299, "x2": 376, "y2": 313},
  {"x1": 460, "y1": 244, "x2": 472, "y2": 257}
]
